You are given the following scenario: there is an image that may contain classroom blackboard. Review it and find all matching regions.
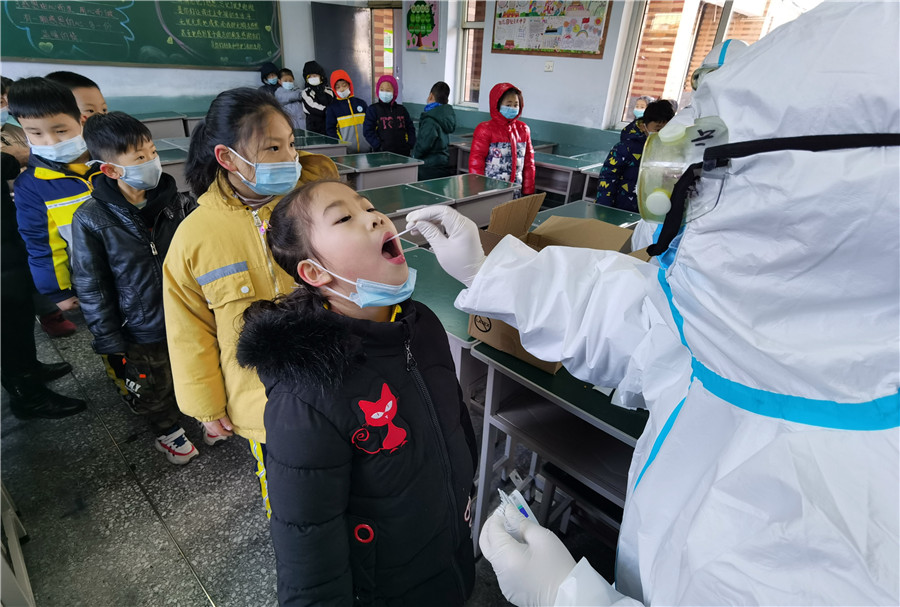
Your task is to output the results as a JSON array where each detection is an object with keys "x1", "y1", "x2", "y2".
[{"x1": 1, "y1": 0, "x2": 281, "y2": 69}]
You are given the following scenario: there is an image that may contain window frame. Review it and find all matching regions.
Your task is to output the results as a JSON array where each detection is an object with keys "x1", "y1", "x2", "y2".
[
  {"x1": 455, "y1": 0, "x2": 486, "y2": 108},
  {"x1": 607, "y1": 0, "x2": 736, "y2": 130}
]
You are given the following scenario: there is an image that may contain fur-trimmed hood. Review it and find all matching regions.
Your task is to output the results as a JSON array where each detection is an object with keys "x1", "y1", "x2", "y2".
[{"x1": 237, "y1": 299, "x2": 415, "y2": 394}]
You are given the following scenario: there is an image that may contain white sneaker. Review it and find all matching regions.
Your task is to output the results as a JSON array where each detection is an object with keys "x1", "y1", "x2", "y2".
[
  {"x1": 155, "y1": 426, "x2": 199, "y2": 465},
  {"x1": 199, "y1": 420, "x2": 228, "y2": 446}
]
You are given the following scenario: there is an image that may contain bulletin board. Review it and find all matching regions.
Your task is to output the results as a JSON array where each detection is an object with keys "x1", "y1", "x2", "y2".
[
  {"x1": 1, "y1": 0, "x2": 282, "y2": 70},
  {"x1": 491, "y1": 0, "x2": 613, "y2": 59}
]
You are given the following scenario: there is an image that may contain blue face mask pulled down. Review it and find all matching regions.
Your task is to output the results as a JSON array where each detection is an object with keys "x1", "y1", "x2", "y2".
[
  {"x1": 499, "y1": 105, "x2": 519, "y2": 120},
  {"x1": 30, "y1": 134, "x2": 88, "y2": 164},
  {"x1": 307, "y1": 260, "x2": 417, "y2": 309},
  {"x1": 228, "y1": 147, "x2": 302, "y2": 196}
]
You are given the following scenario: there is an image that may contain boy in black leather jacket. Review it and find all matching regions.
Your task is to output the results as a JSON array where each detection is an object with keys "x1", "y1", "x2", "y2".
[{"x1": 71, "y1": 112, "x2": 203, "y2": 464}]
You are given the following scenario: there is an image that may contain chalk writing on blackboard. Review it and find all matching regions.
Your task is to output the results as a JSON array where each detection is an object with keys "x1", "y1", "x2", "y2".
[{"x1": 2, "y1": 0, "x2": 280, "y2": 68}]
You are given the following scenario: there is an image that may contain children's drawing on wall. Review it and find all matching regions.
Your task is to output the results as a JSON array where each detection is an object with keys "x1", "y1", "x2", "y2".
[
  {"x1": 406, "y1": 0, "x2": 439, "y2": 52},
  {"x1": 492, "y1": 0, "x2": 612, "y2": 58}
]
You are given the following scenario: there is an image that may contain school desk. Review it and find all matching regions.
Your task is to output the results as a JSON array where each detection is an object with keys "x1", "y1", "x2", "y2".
[
  {"x1": 356, "y1": 183, "x2": 452, "y2": 236},
  {"x1": 294, "y1": 135, "x2": 347, "y2": 157},
  {"x1": 470, "y1": 342, "x2": 648, "y2": 554},
  {"x1": 330, "y1": 152, "x2": 423, "y2": 190},
  {"x1": 452, "y1": 139, "x2": 558, "y2": 175},
  {"x1": 408, "y1": 174, "x2": 520, "y2": 228},
  {"x1": 533, "y1": 153, "x2": 605, "y2": 203},
  {"x1": 133, "y1": 111, "x2": 189, "y2": 140},
  {"x1": 157, "y1": 147, "x2": 189, "y2": 192},
  {"x1": 182, "y1": 111, "x2": 206, "y2": 137},
  {"x1": 533, "y1": 200, "x2": 641, "y2": 229},
  {"x1": 156, "y1": 137, "x2": 191, "y2": 151},
  {"x1": 404, "y1": 249, "x2": 483, "y2": 404},
  {"x1": 448, "y1": 132, "x2": 474, "y2": 168}
]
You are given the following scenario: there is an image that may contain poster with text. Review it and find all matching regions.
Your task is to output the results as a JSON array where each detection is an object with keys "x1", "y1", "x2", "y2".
[
  {"x1": 406, "y1": 0, "x2": 438, "y2": 52},
  {"x1": 491, "y1": 0, "x2": 612, "y2": 58}
]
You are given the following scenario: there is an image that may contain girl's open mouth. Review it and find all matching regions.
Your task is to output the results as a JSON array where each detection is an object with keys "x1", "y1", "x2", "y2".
[{"x1": 381, "y1": 233, "x2": 405, "y2": 264}]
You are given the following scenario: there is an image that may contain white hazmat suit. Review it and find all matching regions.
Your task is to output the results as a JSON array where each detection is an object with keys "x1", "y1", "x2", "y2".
[{"x1": 407, "y1": 2, "x2": 899, "y2": 604}]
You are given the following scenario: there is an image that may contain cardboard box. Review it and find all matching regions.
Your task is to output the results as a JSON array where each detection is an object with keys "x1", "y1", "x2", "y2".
[{"x1": 467, "y1": 194, "x2": 649, "y2": 374}]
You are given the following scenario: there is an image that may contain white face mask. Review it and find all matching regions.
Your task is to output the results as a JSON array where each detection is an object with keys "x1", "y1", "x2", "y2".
[
  {"x1": 336, "y1": 88, "x2": 351, "y2": 99},
  {"x1": 29, "y1": 134, "x2": 88, "y2": 164},
  {"x1": 307, "y1": 76, "x2": 322, "y2": 86},
  {"x1": 104, "y1": 156, "x2": 164, "y2": 191},
  {"x1": 378, "y1": 90, "x2": 394, "y2": 103}
]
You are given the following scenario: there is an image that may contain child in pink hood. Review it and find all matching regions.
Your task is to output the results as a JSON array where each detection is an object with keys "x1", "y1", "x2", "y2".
[{"x1": 363, "y1": 75, "x2": 416, "y2": 156}]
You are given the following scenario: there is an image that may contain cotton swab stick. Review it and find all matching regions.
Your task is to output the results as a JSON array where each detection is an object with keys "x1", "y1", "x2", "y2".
[{"x1": 386, "y1": 226, "x2": 415, "y2": 242}]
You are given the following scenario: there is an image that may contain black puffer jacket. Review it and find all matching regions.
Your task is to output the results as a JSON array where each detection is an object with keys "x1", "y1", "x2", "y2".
[
  {"x1": 238, "y1": 299, "x2": 477, "y2": 606},
  {"x1": 70, "y1": 173, "x2": 195, "y2": 354}
]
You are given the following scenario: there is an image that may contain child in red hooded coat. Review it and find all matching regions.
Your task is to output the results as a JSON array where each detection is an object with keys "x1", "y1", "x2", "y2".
[{"x1": 468, "y1": 83, "x2": 535, "y2": 195}]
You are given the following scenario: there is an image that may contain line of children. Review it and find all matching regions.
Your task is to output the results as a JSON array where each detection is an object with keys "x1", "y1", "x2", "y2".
[
  {"x1": 411, "y1": 81, "x2": 457, "y2": 180},
  {"x1": 273, "y1": 68, "x2": 304, "y2": 130},
  {"x1": 326, "y1": 70, "x2": 370, "y2": 154},
  {"x1": 469, "y1": 82, "x2": 535, "y2": 195},
  {"x1": 163, "y1": 88, "x2": 339, "y2": 510},
  {"x1": 595, "y1": 99, "x2": 675, "y2": 212},
  {"x1": 363, "y1": 75, "x2": 416, "y2": 156},
  {"x1": 299, "y1": 60, "x2": 334, "y2": 135},
  {"x1": 237, "y1": 180, "x2": 477, "y2": 605},
  {"x1": 71, "y1": 112, "x2": 201, "y2": 464}
]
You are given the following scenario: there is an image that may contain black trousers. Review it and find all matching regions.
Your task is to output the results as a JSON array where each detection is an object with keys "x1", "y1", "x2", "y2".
[
  {"x1": 122, "y1": 341, "x2": 182, "y2": 434},
  {"x1": 0, "y1": 268, "x2": 38, "y2": 380}
]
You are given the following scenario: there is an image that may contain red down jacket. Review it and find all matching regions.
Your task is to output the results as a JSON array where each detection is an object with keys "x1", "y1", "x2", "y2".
[{"x1": 468, "y1": 82, "x2": 535, "y2": 194}]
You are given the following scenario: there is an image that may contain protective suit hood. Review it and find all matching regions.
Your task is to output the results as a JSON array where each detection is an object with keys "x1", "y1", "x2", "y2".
[{"x1": 670, "y1": 1, "x2": 899, "y2": 410}]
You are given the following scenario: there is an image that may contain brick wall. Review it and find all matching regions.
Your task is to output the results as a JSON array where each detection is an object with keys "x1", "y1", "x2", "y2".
[{"x1": 373, "y1": 8, "x2": 394, "y2": 83}]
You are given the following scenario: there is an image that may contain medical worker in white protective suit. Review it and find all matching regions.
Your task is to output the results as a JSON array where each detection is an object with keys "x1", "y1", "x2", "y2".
[{"x1": 406, "y1": 2, "x2": 899, "y2": 605}]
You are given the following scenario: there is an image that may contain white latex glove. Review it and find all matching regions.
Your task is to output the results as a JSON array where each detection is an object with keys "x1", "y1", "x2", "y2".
[
  {"x1": 406, "y1": 206, "x2": 486, "y2": 287},
  {"x1": 480, "y1": 503, "x2": 577, "y2": 607}
]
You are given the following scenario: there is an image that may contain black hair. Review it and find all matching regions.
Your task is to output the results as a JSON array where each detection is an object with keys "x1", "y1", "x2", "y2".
[
  {"x1": 1, "y1": 76, "x2": 12, "y2": 96},
  {"x1": 279, "y1": 68, "x2": 294, "y2": 78},
  {"x1": 643, "y1": 99, "x2": 676, "y2": 124},
  {"x1": 430, "y1": 81, "x2": 450, "y2": 105},
  {"x1": 242, "y1": 180, "x2": 333, "y2": 323},
  {"x1": 185, "y1": 87, "x2": 293, "y2": 197},
  {"x1": 83, "y1": 111, "x2": 152, "y2": 162},
  {"x1": 45, "y1": 70, "x2": 101, "y2": 91},
  {"x1": 7, "y1": 77, "x2": 81, "y2": 123},
  {"x1": 496, "y1": 86, "x2": 521, "y2": 111}
]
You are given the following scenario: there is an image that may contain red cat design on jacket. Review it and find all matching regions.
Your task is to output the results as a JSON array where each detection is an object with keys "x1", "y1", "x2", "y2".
[{"x1": 352, "y1": 383, "x2": 408, "y2": 454}]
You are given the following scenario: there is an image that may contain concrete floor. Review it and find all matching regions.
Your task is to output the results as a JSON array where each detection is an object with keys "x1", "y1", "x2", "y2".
[{"x1": 1, "y1": 311, "x2": 615, "y2": 606}]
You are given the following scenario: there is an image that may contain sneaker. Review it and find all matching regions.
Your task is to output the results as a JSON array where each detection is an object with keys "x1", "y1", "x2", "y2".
[
  {"x1": 155, "y1": 426, "x2": 199, "y2": 465},
  {"x1": 39, "y1": 311, "x2": 77, "y2": 338},
  {"x1": 200, "y1": 420, "x2": 228, "y2": 446}
]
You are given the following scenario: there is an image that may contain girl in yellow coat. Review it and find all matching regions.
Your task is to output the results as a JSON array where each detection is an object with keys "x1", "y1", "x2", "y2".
[{"x1": 163, "y1": 87, "x2": 338, "y2": 513}]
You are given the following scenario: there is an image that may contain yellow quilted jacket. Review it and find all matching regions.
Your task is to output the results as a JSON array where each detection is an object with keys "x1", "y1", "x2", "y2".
[{"x1": 163, "y1": 152, "x2": 338, "y2": 443}]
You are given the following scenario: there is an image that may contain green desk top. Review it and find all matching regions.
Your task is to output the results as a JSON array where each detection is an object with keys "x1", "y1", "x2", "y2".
[
  {"x1": 329, "y1": 152, "x2": 422, "y2": 171},
  {"x1": 293, "y1": 129, "x2": 317, "y2": 138},
  {"x1": 571, "y1": 150, "x2": 611, "y2": 165},
  {"x1": 532, "y1": 140, "x2": 557, "y2": 151},
  {"x1": 405, "y1": 249, "x2": 473, "y2": 342},
  {"x1": 157, "y1": 137, "x2": 191, "y2": 151},
  {"x1": 449, "y1": 133, "x2": 474, "y2": 145},
  {"x1": 357, "y1": 184, "x2": 452, "y2": 216},
  {"x1": 183, "y1": 111, "x2": 207, "y2": 119},
  {"x1": 452, "y1": 139, "x2": 555, "y2": 153},
  {"x1": 410, "y1": 173, "x2": 519, "y2": 200},
  {"x1": 533, "y1": 152, "x2": 603, "y2": 170},
  {"x1": 296, "y1": 135, "x2": 341, "y2": 147},
  {"x1": 533, "y1": 200, "x2": 640, "y2": 228},
  {"x1": 472, "y1": 343, "x2": 648, "y2": 442},
  {"x1": 133, "y1": 111, "x2": 186, "y2": 121},
  {"x1": 157, "y1": 148, "x2": 188, "y2": 164},
  {"x1": 334, "y1": 162, "x2": 354, "y2": 175}
]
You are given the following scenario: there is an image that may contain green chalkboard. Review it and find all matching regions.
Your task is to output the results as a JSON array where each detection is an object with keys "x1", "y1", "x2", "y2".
[{"x1": 1, "y1": 0, "x2": 281, "y2": 69}]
